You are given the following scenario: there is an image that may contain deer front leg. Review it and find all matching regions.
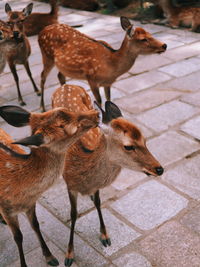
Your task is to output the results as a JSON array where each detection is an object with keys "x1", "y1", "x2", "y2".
[
  {"x1": 8, "y1": 61, "x2": 26, "y2": 106},
  {"x1": 2, "y1": 213, "x2": 27, "y2": 267},
  {"x1": 65, "y1": 190, "x2": 78, "y2": 267},
  {"x1": 93, "y1": 190, "x2": 111, "y2": 247},
  {"x1": 24, "y1": 61, "x2": 41, "y2": 96},
  {"x1": 104, "y1": 86, "x2": 111, "y2": 101},
  {"x1": 57, "y1": 71, "x2": 66, "y2": 85},
  {"x1": 88, "y1": 79, "x2": 102, "y2": 106},
  {"x1": 26, "y1": 205, "x2": 59, "y2": 266}
]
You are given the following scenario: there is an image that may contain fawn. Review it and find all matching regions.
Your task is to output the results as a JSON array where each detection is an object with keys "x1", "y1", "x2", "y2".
[
  {"x1": 23, "y1": 0, "x2": 58, "y2": 36},
  {"x1": 155, "y1": 0, "x2": 200, "y2": 31},
  {"x1": 0, "y1": 105, "x2": 99, "y2": 267},
  {"x1": 52, "y1": 84, "x2": 164, "y2": 266},
  {"x1": 5, "y1": 3, "x2": 40, "y2": 106},
  {"x1": 39, "y1": 16, "x2": 167, "y2": 111},
  {"x1": 0, "y1": 20, "x2": 15, "y2": 74}
]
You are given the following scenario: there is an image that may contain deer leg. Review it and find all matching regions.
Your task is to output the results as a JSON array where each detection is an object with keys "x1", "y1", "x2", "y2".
[
  {"x1": 0, "y1": 213, "x2": 6, "y2": 224},
  {"x1": 26, "y1": 205, "x2": 59, "y2": 266},
  {"x1": 93, "y1": 190, "x2": 111, "y2": 247},
  {"x1": 8, "y1": 62, "x2": 26, "y2": 106},
  {"x1": 57, "y1": 72, "x2": 66, "y2": 85},
  {"x1": 24, "y1": 61, "x2": 41, "y2": 96},
  {"x1": 88, "y1": 79, "x2": 102, "y2": 106},
  {"x1": 2, "y1": 213, "x2": 27, "y2": 267},
  {"x1": 104, "y1": 86, "x2": 111, "y2": 101},
  {"x1": 65, "y1": 190, "x2": 78, "y2": 267},
  {"x1": 40, "y1": 57, "x2": 54, "y2": 112}
]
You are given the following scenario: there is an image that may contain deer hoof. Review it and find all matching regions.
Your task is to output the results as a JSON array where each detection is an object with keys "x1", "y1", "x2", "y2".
[
  {"x1": 64, "y1": 257, "x2": 74, "y2": 266},
  {"x1": 47, "y1": 257, "x2": 59, "y2": 266},
  {"x1": 20, "y1": 101, "x2": 26, "y2": 106},
  {"x1": 36, "y1": 90, "x2": 41, "y2": 96},
  {"x1": 100, "y1": 235, "x2": 111, "y2": 247}
]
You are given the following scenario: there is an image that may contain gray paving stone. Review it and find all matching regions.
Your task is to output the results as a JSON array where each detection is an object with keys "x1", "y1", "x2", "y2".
[
  {"x1": 76, "y1": 208, "x2": 140, "y2": 256},
  {"x1": 36, "y1": 204, "x2": 109, "y2": 266},
  {"x1": 159, "y1": 57, "x2": 200, "y2": 77},
  {"x1": 113, "y1": 71, "x2": 171, "y2": 94},
  {"x1": 138, "y1": 221, "x2": 200, "y2": 267},
  {"x1": 113, "y1": 252, "x2": 152, "y2": 267},
  {"x1": 153, "y1": 71, "x2": 200, "y2": 92},
  {"x1": 181, "y1": 91, "x2": 200, "y2": 107},
  {"x1": 112, "y1": 168, "x2": 147, "y2": 191},
  {"x1": 147, "y1": 131, "x2": 199, "y2": 166},
  {"x1": 181, "y1": 116, "x2": 200, "y2": 140},
  {"x1": 162, "y1": 155, "x2": 200, "y2": 200},
  {"x1": 181, "y1": 205, "x2": 200, "y2": 234},
  {"x1": 136, "y1": 100, "x2": 199, "y2": 132},
  {"x1": 111, "y1": 180, "x2": 188, "y2": 230},
  {"x1": 115, "y1": 89, "x2": 180, "y2": 114}
]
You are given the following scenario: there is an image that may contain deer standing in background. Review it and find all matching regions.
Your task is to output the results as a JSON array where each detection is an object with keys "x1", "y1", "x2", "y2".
[
  {"x1": 52, "y1": 84, "x2": 164, "y2": 266},
  {"x1": 0, "y1": 105, "x2": 98, "y2": 267},
  {"x1": 39, "y1": 16, "x2": 167, "y2": 111},
  {"x1": 23, "y1": 0, "x2": 58, "y2": 36},
  {"x1": 5, "y1": 3, "x2": 40, "y2": 106}
]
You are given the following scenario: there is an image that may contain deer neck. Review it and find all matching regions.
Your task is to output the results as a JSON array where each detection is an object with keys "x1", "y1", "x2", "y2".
[{"x1": 111, "y1": 36, "x2": 139, "y2": 77}]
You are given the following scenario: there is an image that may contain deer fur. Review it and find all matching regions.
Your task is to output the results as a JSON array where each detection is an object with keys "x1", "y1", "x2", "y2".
[
  {"x1": 52, "y1": 84, "x2": 164, "y2": 266},
  {"x1": 155, "y1": 0, "x2": 200, "y2": 31},
  {"x1": 0, "y1": 105, "x2": 99, "y2": 267},
  {"x1": 5, "y1": 3, "x2": 40, "y2": 106},
  {"x1": 39, "y1": 16, "x2": 167, "y2": 111},
  {"x1": 23, "y1": 0, "x2": 58, "y2": 36}
]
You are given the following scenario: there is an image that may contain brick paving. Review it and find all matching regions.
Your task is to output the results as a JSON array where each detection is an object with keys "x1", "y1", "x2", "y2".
[{"x1": 0, "y1": 1, "x2": 200, "y2": 266}]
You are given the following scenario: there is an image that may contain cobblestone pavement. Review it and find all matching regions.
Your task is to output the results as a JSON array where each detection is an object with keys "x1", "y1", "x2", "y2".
[{"x1": 1, "y1": 1, "x2": 200, "y2": 267}]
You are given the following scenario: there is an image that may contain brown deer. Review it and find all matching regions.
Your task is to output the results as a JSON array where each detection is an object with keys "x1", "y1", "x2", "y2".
[
  {"x1": 0, "y1": 20, "x2": 15, "y2": 74},
  {"x1": 0, "y1": 105, "x2": 99, "y2": 267},
  {"x1": 5, "y1": 3, "x2": 40, "y2": 106},
  {"x1": 52, "y1": 84, "x2": 164, "y2": 266},
  {"x1": 23, "y1": 0, "x2": 58, "y2": 36},
  {"x1": 154, "y1": 0, "x2": 200, "y2": 31},
  {"x1": 39, "y1": 16, "x2": 167, "y2": 111}
]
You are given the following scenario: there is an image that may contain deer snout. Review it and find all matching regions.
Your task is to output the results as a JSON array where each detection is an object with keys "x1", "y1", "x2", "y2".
[
  {"x1": 155, "y1": 166, "x2": 164, "y2": 176},
  {"x1": 162, "y1": 43, "x2": 167, "y2": 50},
  {"x1": 13, "y1": 31, "x2": 19, "y2": 39}
]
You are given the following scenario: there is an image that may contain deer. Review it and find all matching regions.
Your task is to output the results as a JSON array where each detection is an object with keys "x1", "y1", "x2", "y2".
[
  {"x1": 38, "y1": 16, "x2": 167, "y2": 112},
  {"x1": 0, "y1": 104, "x2": 99, "y2": 267},
  {"x1": 52, "y1": 84, "x2": 164, "y2": 266},
  {"x1": 4, "y1": 2, "x2": 40, "y2": 106},
  {"x1": 154, "y1": 0, "x2": 200, "y2": 31}
]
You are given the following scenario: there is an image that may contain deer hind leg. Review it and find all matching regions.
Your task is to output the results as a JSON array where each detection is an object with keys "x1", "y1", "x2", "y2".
[
  {"x1": 24, "y1": 61, "x2": 41, "y2": 96},
  {"x1": 57, "y1": 72, "x2": 66, "y2": 85},
  {"x1": 40, "y1": 56, "x2": 54, "y2": 112},
  {"x1": 104, "y1": 86, "x2": 111, "y2": 101},
  {"x1": 26, "y1": 205, "x2": 59, "y2": 266},
  {"x1": 8, "y1": 61, "x2": 26, "y2": 106},
  {"x1": 65, "y1": 190, "x2": 78, "y2": 267},
  {"x1": 88, "y1": 79, "x2": 102, "y2": 106},
  {"x1": 2, "y1": 213, "x2": 27, "y2": 267},
  {"x1": 93, "y1": 190, "x2": 111, "y2": 247}
]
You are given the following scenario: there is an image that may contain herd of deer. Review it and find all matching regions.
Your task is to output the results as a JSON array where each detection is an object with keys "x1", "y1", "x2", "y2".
[{"x1": 0, "y1": 1, "x2": 169, "y2": 267}]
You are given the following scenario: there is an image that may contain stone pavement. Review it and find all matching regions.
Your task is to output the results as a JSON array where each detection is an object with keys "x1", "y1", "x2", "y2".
[{"x1": 1, "y1": 0, "x2": 200, "y2": 266}]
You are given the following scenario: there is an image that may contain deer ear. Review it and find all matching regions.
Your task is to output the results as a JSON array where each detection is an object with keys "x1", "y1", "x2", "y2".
[
  {"x1": 22, "y1": 3, "x2": 33, "y2": 16},
  {"x1": 5, "y1": 3, "x2": 12, "y2": 13},
  {"x1": 105, "y1": 101, "x2": 123, "y2": 122},
  {"x1": 93, "y1": 101, "x2": 107, "y2": 124},
  {"x1": 13, "y1": 133, "x2": 44, "y2": 147},
  {"x1": 120, "y1": 16, "x2": 134, "y2": 37},
  {"x1": 0, "y1": 105, "x2": 31, "y2": 127}
]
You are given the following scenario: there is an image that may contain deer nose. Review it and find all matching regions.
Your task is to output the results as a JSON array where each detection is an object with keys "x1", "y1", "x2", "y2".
[
  {"x1": 13, "y1": 31, "x2": 19, "y2": 39},
  {"x1": 162, "y1": 43, "x2": 167, "y2": 50},
  {"x1": 155, "y1": 166, "x2": 164, "y2": 176}
]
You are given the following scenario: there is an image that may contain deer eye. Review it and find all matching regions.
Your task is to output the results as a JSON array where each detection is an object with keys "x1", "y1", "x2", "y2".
[{"x1": 124, "y1": 145, "x2": 136, "y2": 151}]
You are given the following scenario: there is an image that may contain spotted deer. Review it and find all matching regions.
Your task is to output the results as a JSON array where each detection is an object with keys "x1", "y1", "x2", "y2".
[
  {"x1": 39, "y1": 16, "x2": 167, "y2": 111},
  {"x1": 0, "y1": 105, "x2": 99, "y2": 267},
  {"x1": 52, "y1": 84, "x2": 164, "y2": 266},
  {"x1": 23, "y1": 0, "x2": 58, "y2": 36},
  {"x1": 155, "y1": 0, "x2": 200, "y2": 31},
  {"x1": 5, "y1": 3, "x2": 40, "y2": 106}
]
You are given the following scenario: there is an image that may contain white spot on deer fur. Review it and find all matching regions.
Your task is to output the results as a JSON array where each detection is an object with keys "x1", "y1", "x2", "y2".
[{"x1": 5, "y1": 161, "x2": 13, "y2": 169}]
